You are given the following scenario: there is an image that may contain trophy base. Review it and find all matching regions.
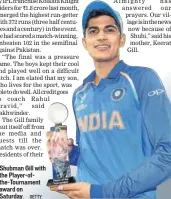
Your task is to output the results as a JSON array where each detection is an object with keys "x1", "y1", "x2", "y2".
[{"x1": 47, "y1": 177, "x2": 76, "y2": 186}]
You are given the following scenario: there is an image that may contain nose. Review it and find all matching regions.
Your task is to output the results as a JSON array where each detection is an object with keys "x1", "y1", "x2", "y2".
[{"x1": 97, "y1": 30, "x2": 107, "y2": 41}]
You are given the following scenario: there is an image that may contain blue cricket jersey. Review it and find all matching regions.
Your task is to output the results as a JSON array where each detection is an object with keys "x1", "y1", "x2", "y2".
[{"x1": 69, "y1": 60, "x2": 171, "y2": 198}]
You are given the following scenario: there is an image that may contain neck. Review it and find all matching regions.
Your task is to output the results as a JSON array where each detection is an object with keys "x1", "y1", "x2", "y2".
[{"x1": 94, "y1": 57, "x2": 120, "y2": 84}]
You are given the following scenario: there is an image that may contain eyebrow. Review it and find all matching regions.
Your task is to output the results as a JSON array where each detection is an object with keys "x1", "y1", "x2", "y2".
[
  {"x1": 87, "y1": 24, "x2": 118, "y2": 31},
  {"x1": 105, "y1": 24, "x2": 118, "y2": 29},
  {"x1": 87, "y1": 26, "x2": 98, "y2": 31}
]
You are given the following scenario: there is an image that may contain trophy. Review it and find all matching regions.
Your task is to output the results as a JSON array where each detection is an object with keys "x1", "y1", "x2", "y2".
[{"x1": 47, "y1": 102, "x2": 75, "y2": 186}]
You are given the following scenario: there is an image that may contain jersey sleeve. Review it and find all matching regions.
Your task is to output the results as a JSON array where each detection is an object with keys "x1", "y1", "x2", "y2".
[
  {"x1": 69, "y1": 91, "x2": 80, "y2": 166},
  {"x1": 90, "y1": 68, "x2": 171, "y2": 198}
]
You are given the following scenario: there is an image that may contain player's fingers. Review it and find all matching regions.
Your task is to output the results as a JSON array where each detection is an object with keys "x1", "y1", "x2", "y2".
[
  {"x1": 48, "y1": 150, "x2": 53, "y2": 162},
  {"x1": 46, "y1": 132, "x2": 54, "y2": 148},
  {"x1": 67, "y1": 138, "x2": 74, "y2": 146},
  {"x1": 46, "y1": 131, "x2": 53, "y2": 138},
  {"x1": 58, "y1": 191, "x2": 79, "y2": 199},
  {"x1": 46, "y1": 138, "x2": 52, "y2": 149},
  {"x1": 57, "y1": 183, "x2": 80, "y2": 191},
  {"x1": 49, "y1": 186, "x2": 79, "y2": 199},
  {"x1": 46, "y1": 131, "x2": 50, "y2": 137},
  {"x1": 67, "y1": 138, "x2": 74, "y2": 152}
]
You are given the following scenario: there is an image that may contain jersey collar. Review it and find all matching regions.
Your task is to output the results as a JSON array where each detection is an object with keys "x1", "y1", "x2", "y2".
[{"x1": 83, "y1": 60, "x2": 127, "y2": 85}]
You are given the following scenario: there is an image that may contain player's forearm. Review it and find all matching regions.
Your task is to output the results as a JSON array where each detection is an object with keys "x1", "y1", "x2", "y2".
[
  {"x1": 69, "y1": 144, "x2": 80, "y2": 166},
  {"x1": 90, "y1": 142, "x2": 171, "y2": 198}
]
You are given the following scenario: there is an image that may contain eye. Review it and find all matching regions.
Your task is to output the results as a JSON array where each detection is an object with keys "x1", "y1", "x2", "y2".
[
  {"x1": 105, "y1": 26, "x2": 118, "y2": 33},
  {"x1": 87, "y1": 29, "x2": 98, "y2": 35},
  {"x1": 107, "y1": 28, "x2": 114, "y2": 32}
]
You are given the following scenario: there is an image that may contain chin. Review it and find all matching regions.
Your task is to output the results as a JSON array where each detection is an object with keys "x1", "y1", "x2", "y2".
[{"x1": 93, "y1": 57, "x2": 113, "y2": 62}]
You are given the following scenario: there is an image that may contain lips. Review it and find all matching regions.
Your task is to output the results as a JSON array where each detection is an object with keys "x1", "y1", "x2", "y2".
[{"x1": 95, "y1": 44, "x2": 110, "y2": 50}]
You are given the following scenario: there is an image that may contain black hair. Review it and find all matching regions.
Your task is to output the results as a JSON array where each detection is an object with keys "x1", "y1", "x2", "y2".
[{"x1": 83, "y1": 10, "x2": 120, "y2": 37}]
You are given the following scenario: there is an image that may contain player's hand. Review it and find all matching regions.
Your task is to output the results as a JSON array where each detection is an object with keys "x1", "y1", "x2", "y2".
[
  {"x1": 67, "y1": 138, "x2": 74, "y2": 153},
  {"x1": 49, "y1": 182, "x2": 91, "y2": 199}
]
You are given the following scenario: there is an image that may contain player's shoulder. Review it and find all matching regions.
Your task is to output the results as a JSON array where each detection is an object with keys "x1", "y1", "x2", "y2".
[
  {"x1": 72, "y1": 85, "x2": 83, "y2": 106},
  {"x1": 124, "y1": 63, "x2": 155, "y2": 74},
  {"x1": 124, "y1": 63, "x2": 159, "y2": 81},
  {"x1": 72, "y1": 84, "x2": 84, "y2": 97},
  {"x1": 73, "y1": 70, "x2": 95, "y2": 97},
  {"x1": 123, "y1": 63, "x2": 163, "y2": 94}
]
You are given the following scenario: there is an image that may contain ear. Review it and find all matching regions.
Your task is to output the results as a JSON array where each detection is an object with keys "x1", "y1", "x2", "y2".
[
  {"x1": 119, "y1": 34, "x2": 126, "y2": 48},
  {"x1": 82, "y1": 38, "x2": 87, "y2": 50}
]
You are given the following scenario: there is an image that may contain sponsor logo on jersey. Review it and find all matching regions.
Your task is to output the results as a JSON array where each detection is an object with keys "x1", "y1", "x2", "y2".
[
  {"x1": 148, "y1": 89, "x2": 165, "y2": 97},
  {"x1": 77, "y1": 111, "x2": 125, "y2": 133},
  {"x1": 75, "y1": 93, "x2": 87, "y2": 111},
  {"x1": 111, "y1": 88, "x2": 125, "y2": 101},
  {"x1": 76, "y1": 104, "x2": 87, "y2": 111},
  {"x1": 80, "y1": 93, "x2": 87, "y2": 103}
]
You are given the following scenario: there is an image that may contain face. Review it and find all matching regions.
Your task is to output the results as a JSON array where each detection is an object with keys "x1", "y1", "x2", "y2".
[{"x1": 82, "y1": 15, "x2": 125, "y2": 63}]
